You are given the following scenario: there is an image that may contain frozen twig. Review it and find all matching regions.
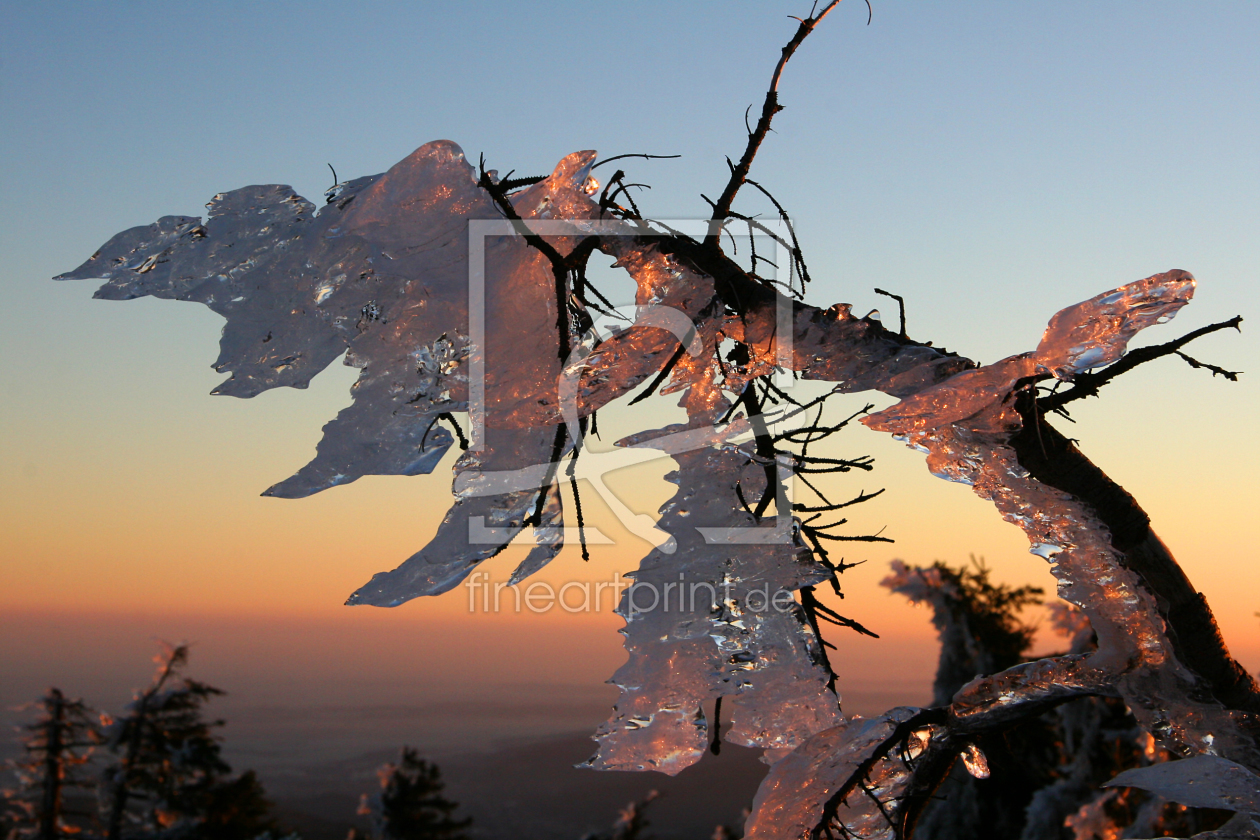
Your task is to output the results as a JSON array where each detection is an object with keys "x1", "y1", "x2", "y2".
[{"x1": 873, "y1": 288, "x2": 907, "y2": 339}]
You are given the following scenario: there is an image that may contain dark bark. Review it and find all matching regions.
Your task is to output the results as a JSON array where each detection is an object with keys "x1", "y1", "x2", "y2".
[
  {"x1": 38, "y1": 691, "x2": 65, "y2": 840},
  {"x1": 1011, "y1": 392, "x2": 1260, "y2": 718}
]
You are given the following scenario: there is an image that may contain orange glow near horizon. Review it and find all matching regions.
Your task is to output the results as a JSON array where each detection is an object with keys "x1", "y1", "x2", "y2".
[{"x1": 6, "y1": 361, "x2": 1258, "y2": 685}]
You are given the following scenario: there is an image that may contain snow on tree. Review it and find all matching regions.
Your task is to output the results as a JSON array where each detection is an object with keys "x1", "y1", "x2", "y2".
[
  {"x1": 587, "y1": 789, "x2": 660, "y2": 840},
  {"x1": 880, "y1": 563, "x2": 1255, "y2": 839},
  {"x1": 53, "y1": 3, "x2": 1256, "y2": 838},
  {"x1": 1, "y1": 689, "x2": 97, "y2": 840},
  {"x1": 878, "y1": 560, "x2": 1052, "y2": 840},
  {"x1": 2, "y1": 655, "x2": 275, "y2": 840}
]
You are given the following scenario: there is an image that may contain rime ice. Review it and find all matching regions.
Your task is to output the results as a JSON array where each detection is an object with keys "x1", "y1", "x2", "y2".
[
  {"x1": 61, "y1": 133, "x2": 1253, "y2": 837},
  {"x1": 60, "y1": 142, "x2": 595, "y2": 602}
]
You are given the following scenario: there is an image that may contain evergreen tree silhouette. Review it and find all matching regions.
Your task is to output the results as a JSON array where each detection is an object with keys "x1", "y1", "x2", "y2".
[
  {"x1": 196, "y1": 772, "x2": 276, "y2": 840},
  {"x1": 357, "y1": 749, "x2": 470, "y2": 840},
  {"x1": 98, "y1": 644, "x2": 276, "y2": 840},
  {"x1": 1, "y1": 689, "x2": 97, "y2": 840}
]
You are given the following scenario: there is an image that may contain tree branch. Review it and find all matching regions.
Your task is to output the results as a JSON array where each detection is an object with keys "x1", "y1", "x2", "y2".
[
  {"x1": 812, "y1": 656, "x2": 1115, "y2": 839},
  {"x1": 1010, "y1": 392, "x2": 1260, "y2": 718},
  {"x1": 874, "y1": 288, "x2": 907, "y2": 339},
  {"x1": 706, "y1": 1, "x2": 844, "y2": 242},
  {"x1": 1038, "y1": 316, "x2": 1242, "y2": 413}
]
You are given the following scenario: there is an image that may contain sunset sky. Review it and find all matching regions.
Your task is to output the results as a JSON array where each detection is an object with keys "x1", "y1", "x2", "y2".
[{"x1": 2, "y1": 1, "x2": 1258, "y2": 766}]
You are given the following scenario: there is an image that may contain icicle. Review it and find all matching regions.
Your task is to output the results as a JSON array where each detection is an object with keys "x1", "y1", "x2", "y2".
[
  {"x1": 962, "y1": 743, "x2": 990, "y2": 779},
  {"x1": 587, "y1": 430, "x2": 841, "y2": 774}
]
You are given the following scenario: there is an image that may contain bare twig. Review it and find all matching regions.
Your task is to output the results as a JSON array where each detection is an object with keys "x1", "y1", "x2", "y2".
[
  {"x1": 740, "y1": 382, "x2": 784, "y2": 519},
  {"x1": 811, "y1": 707, "x2": 948, "y2": 840},
  {"x1": 628, "y1": 340, "x2": 691, "y2": 406},
  {"x1": 592, "y1": 153, "x2": 681, "y2": 170},
  {"x1": 528, "y1": 423, "x2": 569, "y2": 528},
  {"x1": 565, "y1": 430, "x2": 590, "y2": 563},
  {"x1": 711, "y1": 695, "x2": 724, "y2": 755},
  {"x1": 477, "y1": 156, "x2": 564, "y2": 265},
  {"x1": 747, "y1": 177, "x2": 813, "y2": 295},
  {"x1": 874, "y1": 288, "x2": 907, "y2": 339},
  {"x1": 793, "y1": 487, "x2": 885, "y2": 514},
  {"x1": 799, "y1": 585, "x2": 842, "y2": 691},
  {"x1": 809, "y1": 594, "x2": 880, "y2": 638},
  {"x1": 421, "y1": 412, "x2": 469, "y2": 452},
  {"x1": 707, "y1": 1, "x2": 845, "y2": 241},
  {"x1": 1175, "y1": 350, "x2": 1242, "y2": 381},
  {"x1": 477, "y1": 156, "x2": 573, "y2": 363}
]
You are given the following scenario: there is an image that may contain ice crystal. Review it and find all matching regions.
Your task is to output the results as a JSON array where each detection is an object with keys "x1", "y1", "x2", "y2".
[
  {"x1": 860, "y1": 273, "x2": 1257, "y2": 765},
  {"x1": 586, "y1": 434, "x2": 841, "y2": 774},
  {"x1": 62, "y1": 139, "x2": 972, "y2": 772},
  {"x1": 862, "y1": 271, "x2": 1195, "y2": 437},
  {"x1": 60, "y1": 142, "x2": 600, "y2": 603}
]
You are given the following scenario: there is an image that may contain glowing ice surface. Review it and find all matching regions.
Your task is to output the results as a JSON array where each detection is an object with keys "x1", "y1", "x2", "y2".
[
  {"x1": 586, "y1": 436, "x2": 841, "y2": 775},
  {"x1": 744, "y1": 708, "x2": 921, "y2": 840},
  {"x1": 62, "y1": 136, "x2": 1247, "y2": 825}
]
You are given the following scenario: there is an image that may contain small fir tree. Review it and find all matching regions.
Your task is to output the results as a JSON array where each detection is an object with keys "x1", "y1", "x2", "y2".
[
  {"x1": 883, "y1": 556, "x2": 1044, "y2": 707},
  {"x1": 1, "y1": 689, "x2": 97, "y2": 840},
  {"x1": 883, "y1": 558, "x2": 1054, "y2": 840},
  {"x1": 194, "y1": 771, "x2": 276, "y2": 840},
  {"x1": 98, "y1": 644, "x2": 275, "y2": 840},
  {"x1": 357, "y1": 749, "x2": 470, "y2": 840}
]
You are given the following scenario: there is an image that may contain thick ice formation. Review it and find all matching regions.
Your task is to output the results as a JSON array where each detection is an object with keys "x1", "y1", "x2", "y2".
[
  {"x1": 63, "y1": 136, "x2": 1252, "y2": 831},
  {"x1": 862, "y1": 272, "x2": 1195, "y2": 437},
  {"x1": 60, "y1": 136, "x2": 967, "y2": 603},
  {"x1": 587, "y1": 432, "x2": 842, "y2": 774},
  {"x1": 744, "y1": 708, "x2": 924, "y2": 840},
  {"x1": 59, "y1": 142, "x2": 880, "y2": 769},
  {"x1": 347, "y1": 426, "x2": 565, "y2": 605},
  {"x1": 62, "y1": 144, "x2": 485, "y2": 499},
  {"x1": 1105, "y1": 755, "x2": 1260, "y2": 814},
  {"x1": 961, "y1": 743, "x2": 990, "y2": 779},
  {"x1": 742, "y1": 272, "x2": 1253, "y2": 838},
  {"x1": 60, "y1": 142, "x2": 599, "y2": 603},
  {"x1": 857, "y1": 274, "x2": 1256, "y2": 771}
]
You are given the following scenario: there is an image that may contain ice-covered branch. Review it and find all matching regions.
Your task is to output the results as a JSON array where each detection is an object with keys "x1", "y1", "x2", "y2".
[
  {"x1": 1038, "y1": 315, "x2": 1243, "y2": 414},
  {"x1": 734, "y1": 273, "x2": 1257, "y2": 836},
  {"x1": 60, "y1": 132, "x2": 1256, "y2": 836},
  {"x1": 743, "y1": 654, "x2": 1117, "y2": 840}
]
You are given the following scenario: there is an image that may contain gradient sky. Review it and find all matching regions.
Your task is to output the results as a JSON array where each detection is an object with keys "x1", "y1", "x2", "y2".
[{"x1": 2, "y1": 1, "x2": 1258, "y2": 748}]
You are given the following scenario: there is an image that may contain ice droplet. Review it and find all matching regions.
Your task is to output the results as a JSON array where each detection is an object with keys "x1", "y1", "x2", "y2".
[
  {"x1": 962, "y1": 743, "x2": 990, "y2": 779},
  {"x1": 1029, "y1": 542, "x2": 1064, "y2": 560}
]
